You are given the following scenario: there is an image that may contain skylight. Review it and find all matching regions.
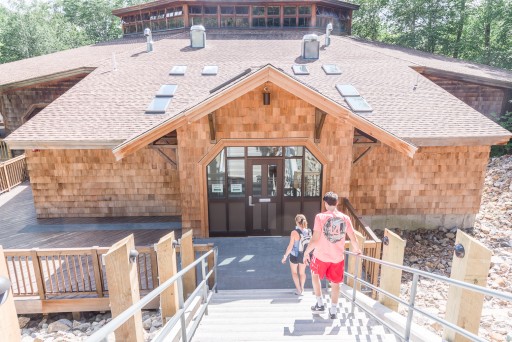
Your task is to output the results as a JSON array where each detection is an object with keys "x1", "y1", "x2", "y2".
[
  {"x1": 336, "y1": 84, "x2": 359, "y2": 97},
  {"x1": 292, "y1": 65, "x2": 309, "y2": 75},
  {"x1": 345, "y1": 96, "x2": 372, "y2": 112},
  {"x1": 156, "y1": 84, "x2": 178, "y2": 97},
  {"x1": 202, "y1": 65, "x2": 218, "y2": 75},
  {"x1": 322, "y1": 64, "x2": 342, "y2": 75},
  {"x1": 169, "y1": 65, "x2": 187, "y2": 75},
  {"x1": 146, "y1": 97, "x2": 172, "y2": 114}
]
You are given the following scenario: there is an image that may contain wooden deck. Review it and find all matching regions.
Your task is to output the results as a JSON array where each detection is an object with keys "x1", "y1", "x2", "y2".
[{"x1": 0, "y1": 183, "x2": 181, "y2": 249}]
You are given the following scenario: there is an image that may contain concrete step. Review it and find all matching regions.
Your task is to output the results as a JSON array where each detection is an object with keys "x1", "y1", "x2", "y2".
[{"x1": 192, "y1": 289, "x2": 401, "y2": 341}]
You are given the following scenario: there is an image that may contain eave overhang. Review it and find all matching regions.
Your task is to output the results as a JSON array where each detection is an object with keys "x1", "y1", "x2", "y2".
[
  {"x1": 112, "y1": 64, "x2": 418, "y2": 160},
  {"x1": 0, "y1": 67, "x2": 96, "y2": 92}
]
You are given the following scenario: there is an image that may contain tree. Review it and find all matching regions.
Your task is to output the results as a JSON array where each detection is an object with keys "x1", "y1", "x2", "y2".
[{"x1": 352, "y1": 0, "x2": 388, "y2": 41}]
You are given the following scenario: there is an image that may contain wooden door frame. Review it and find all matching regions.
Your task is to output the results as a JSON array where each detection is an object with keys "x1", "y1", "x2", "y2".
[{"x1": 198, "y1": 138, "x2": 328, "y2": 237}]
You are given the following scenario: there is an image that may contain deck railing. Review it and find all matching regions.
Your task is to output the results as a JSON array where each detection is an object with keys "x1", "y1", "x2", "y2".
[
  {"x1": 341, "y1": 198, "x2": 382, "y2": 291},
  {"x1": 0, "y1": 154, "x2": 28, "y2": 194},
  {"x1": 4, "y1": 244, "x2": 214, "y2": 314}
]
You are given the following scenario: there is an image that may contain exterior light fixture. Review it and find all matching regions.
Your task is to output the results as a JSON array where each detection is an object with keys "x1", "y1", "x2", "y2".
[
  {"x1": 129, "y1": 249, "x2": 139, "y2": 264},
  {"x1": 0, "y1": 276, "x2": 11, "y2": 306},
  {"x1": 263, "y1": 86, "x2": 271, "y2": 105},
  {"x1": 454, "y1": 243, "x2": 465, "y2": 258}
]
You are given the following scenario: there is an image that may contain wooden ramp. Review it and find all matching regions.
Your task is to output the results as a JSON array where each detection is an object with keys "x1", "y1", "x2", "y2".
[{"x1": 192, "y1": 289, "x2": 400, "y2": 341}]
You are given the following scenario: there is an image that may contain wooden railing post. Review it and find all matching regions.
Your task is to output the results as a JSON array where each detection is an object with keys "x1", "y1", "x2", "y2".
[
  {"x1": 3, "y1": 164, "x2": 10, "y2": 192},
  {"x1": 443, "y1": 230, "x2": 492, "y2": 342},
  {"x1": 156, "y1": 231, "x2": 179, "y2": 324},
  {"x1": 347, "y1": 231, "x2": 365, "y2": 290},
  {"x1": 207, "y1": 243, "x2": 215, "y2": 289},
  {"x1": 104, "y1": 235, "x2": 144, "y2": 342},
  {"x1": 91, "y1": 247, "x2": 104, "y2": 297},
  {"x1": 0, "y1": 246, "x2": 21, "y2": 342},
  {"x1": 378, "y1": 229, "x2": 406, "y2": 312},
  {"x1": 180, "y1": 230, "x2": 195, "y2": 300},
  {"x1": 30, "y1": 248, "x2": 46, "y2": 300}
]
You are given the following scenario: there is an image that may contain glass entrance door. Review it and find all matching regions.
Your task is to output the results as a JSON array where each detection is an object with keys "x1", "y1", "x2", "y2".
[{"x1": 247, "y1": 159, "x2": 283, "y2": 235}]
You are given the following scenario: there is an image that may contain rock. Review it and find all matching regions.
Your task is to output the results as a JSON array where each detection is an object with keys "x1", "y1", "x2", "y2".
[
  {"x1": 143, "y1": 318, "x2": 152, "y2": 330},
  {"x1": 490, "y1": 331, "x2": 506, "y2": 341},
  {"x1": 47, "y1": 320, "x2": 71, "y2": 333},
  {"x1": 445, "y1": 232, "x2": 455, "y2": 239},
  {"x1": 409, "y1": 255, "x2": 419, "y2": 263},
  {"x1": 19, "y1": 316, "x2": 30, "y2": 329}
]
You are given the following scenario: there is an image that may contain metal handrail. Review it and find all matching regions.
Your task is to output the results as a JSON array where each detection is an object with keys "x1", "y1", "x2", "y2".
[
  {"x1": 87, "y1": 247, "x2": 217, "y2": 342},
  {"x1": 342, "y1": 251, "x2": 512, "y2": 342}
]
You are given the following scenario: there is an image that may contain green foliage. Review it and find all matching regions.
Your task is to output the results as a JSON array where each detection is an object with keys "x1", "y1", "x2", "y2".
[
  {"x1": 352, "y1": 0, "x2": 512, "y2": 70},
  {"x1": 0, "y1": 0, "x2": 146, "y2": 64},
  {"x1": 491, "y1": 111, "x2": 512, "y2": 157}
]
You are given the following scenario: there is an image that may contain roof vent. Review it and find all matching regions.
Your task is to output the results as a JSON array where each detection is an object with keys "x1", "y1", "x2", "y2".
[
  {"x1": 190, "y1": 25, "x2": 206, "y2": 48},
  {"x1": 325, "y1": 23, "x2": 333, "y2": 47},
  {"x1": 144, "y1": 28, "x2": 153, "y2": 53},
  {"x1": 302, "y1": 34, "x2": 319, "y2": 59}
]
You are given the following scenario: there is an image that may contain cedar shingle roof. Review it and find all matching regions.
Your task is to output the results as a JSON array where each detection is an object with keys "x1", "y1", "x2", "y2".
[{"x1": 3, "y1": 30, "x2": 511, "y2": 148}]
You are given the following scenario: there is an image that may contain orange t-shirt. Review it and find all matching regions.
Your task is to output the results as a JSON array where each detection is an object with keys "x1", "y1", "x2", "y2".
[{"x1": 312, "y1": 209, "x2": 354, "y2": 263}]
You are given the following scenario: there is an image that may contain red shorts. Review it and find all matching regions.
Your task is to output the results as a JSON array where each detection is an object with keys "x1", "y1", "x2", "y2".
[{"x1": 310, "y1": 255, "x2": 345, "y2": 284}]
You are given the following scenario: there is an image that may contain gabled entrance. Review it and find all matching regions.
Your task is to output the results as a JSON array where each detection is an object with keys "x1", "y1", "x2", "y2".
[{"x1": 205, "y1": 142, "x2": 326, "y2": 237}]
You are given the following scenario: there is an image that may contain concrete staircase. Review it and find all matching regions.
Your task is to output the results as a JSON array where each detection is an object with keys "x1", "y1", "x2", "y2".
[{"x1": 192, "y1": 289, "x2": 401, "y2": 341}]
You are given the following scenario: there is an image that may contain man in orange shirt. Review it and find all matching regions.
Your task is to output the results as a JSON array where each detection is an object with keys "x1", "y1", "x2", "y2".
[{"x1": 303, "y1": 191, "x2": 362, "y2": 319}]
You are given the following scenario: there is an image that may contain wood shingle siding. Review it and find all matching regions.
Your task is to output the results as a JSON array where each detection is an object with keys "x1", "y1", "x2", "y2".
[
  {"x1": 26, "y1": 148, "x2": 181, "y2": 218},
  {"x1": 425, "y1": 75, "x2": 510, "y2": 120},
  {"x1": 349, "y1": 145, "x2": 489, "y2": 223}
]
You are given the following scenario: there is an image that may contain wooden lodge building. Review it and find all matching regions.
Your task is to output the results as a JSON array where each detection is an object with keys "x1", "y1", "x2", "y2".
[{"x1": 1, "y1": 0, "x2": 511, "y2": 238}]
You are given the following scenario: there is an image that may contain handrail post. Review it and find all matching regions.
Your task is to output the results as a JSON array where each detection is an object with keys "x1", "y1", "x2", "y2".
[
  {"x1": 444, "y1": 230, "x2": 492, "y2": 342},
  {"x1": 201, "y1": 258, "x2": 209, "y2": 315},
  {"x1": 379, "y1": 229, "x2": 406, "y2": 311},
  {"x1": 156, "y1": 232, "x2": 179, "y2": 324},
  {"x1": 405, "y1": 273, "x2": 419, "y2": 341},
  {"x1": 104, "y1": 235, "x2": 144, "y2": 342},
  {"x1": 214, "y1": 247, "x2": 218, "y2": 293},
  {"x1": 352, "y1": 254, "x2": 360, "y2": 304},
  {"x1": 177, "y1": 277, "x2": 187, "y2": 342}
]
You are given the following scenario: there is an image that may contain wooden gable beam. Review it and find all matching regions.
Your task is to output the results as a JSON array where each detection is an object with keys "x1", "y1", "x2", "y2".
[
  {"x1": 314, "y1": 108, "x2": 327, "y2": 143},
  {"x1": 208, "y1": 112, "x2": 216, "y2": 143},
  {"x1": 150, "y1": 146, "x2": 177, "y2": 168}
]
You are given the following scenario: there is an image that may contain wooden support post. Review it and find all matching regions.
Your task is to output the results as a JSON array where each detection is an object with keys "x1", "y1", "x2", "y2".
[
  {"x1": 347, "y1": 231, "x2": 365, "y2": 290},
  {"x1": 180, "y1": 230, "x2": 196, "y2": 300},
  {"x1": 0, "y1": 246, "x2": 21, "y2": 342},
  {"x1": 314, "y1": 108, "x2": 327, "y2": 143},
  {"x1": 104, "y1": 235, "x2": 144, "y2": 342},
  {"x1": 208, "y1": 112, "x2": 216, "y2": 143},
  {"x1": 207, "y1": 244, "x2": 215, "y2": 290},
  {"x1": 156, "y1": 231, "x2": 179, "y2": 324},
  {"x1": 378, "y1": 229, "x2": 406, "y2": 312},
  {"x1": 443, "y1": 230, "x2": 492, "y2": 342},
  {"x1": 91, "y1": 247, "x2": 104, "y2": 298},
  {"x1": 30, "y1": 248, "x2": 46, "y2": 300},
  {"x1": 3, "y1": 165, "x2": 10, "y2": 192}
]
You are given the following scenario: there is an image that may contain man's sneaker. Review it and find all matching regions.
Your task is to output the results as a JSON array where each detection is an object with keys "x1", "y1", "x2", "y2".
[
  {"x1": 329, "y1": 311, "x2": 338, "y2": 319},
  {"x1": 311, "y1": 303, "x2": 325, "y2": 312}
]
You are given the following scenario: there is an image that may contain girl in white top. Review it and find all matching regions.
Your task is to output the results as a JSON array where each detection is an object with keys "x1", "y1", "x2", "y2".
[{"x1": 281, "y1": 214, "x2": 311, "y2": 295}]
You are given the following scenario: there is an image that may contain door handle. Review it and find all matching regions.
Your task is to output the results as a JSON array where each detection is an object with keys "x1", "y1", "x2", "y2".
[{"x1": 248, "y1": 196, "x2": 255, "y2": 207}]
